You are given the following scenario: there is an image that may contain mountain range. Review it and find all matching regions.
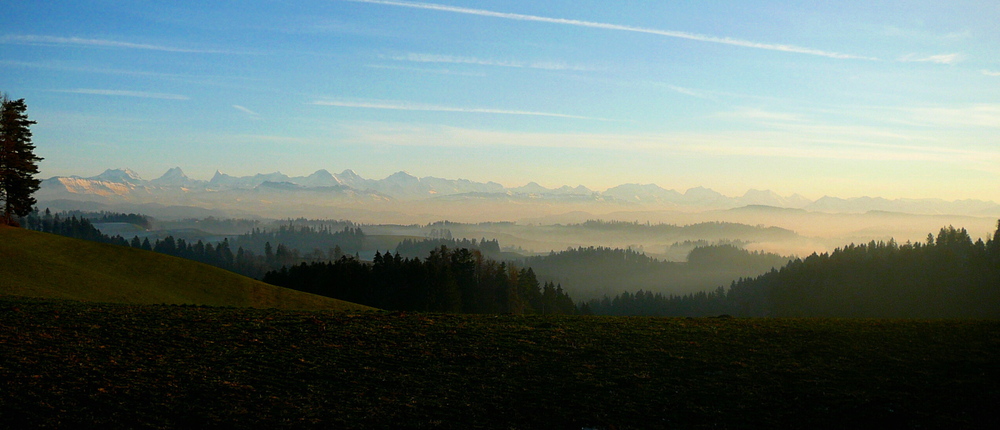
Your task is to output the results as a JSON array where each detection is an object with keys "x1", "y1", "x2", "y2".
[{"x1": 37, "y1": 168, "x2": 1000, "y2": 219}]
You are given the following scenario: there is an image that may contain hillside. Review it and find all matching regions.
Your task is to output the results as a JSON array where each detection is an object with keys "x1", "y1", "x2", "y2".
[{"x1": 0, "y1": 226, "x2": 373, "y2": 311}]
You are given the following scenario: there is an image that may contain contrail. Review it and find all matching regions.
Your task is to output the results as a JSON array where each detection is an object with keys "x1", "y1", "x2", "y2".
[
  {"x1": 1, "y1": 35, "x2": 230, "y2": 54},
  {"x1": 313, "y1": 100, "x2": 612, "y2": 120},
  {"x1": 54, "y1": 89, "x2": 190, "y2": 100},
  {"x1": 343, "y1": 0, "x2": 876, "y2": 60}
]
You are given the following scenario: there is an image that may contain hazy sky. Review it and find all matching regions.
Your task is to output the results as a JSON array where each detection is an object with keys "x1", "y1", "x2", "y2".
[{"x1": 2, "y1": 1, "x2": 998, "y2": 200}]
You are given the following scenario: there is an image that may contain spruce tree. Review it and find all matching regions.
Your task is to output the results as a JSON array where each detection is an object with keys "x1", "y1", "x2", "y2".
[{"x1": 0, "y1": 95, "x2": 42, "y2": 225}]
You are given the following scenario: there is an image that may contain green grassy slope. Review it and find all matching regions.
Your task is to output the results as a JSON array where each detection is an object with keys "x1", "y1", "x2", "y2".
[{"x1": 0, "y1": 226, "x2": 373, "y2": 311}]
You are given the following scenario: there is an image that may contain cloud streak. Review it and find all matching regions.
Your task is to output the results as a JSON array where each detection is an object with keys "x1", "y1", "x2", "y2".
[
  {"x1": 54, "y1": 89, "x2": 190, "y2": 100},
  {"x1": 665, "y1": 85, "x2": 709, "y2": 99},
  {"x1": 983, "y1": 70, "x2": 1000, "y2": 77},
  {"x1": 0, "y1": 60, "x2": 200, "y2": 79},
  {"x1": 898, "y1": 53, "x2": 963, "y2": 64},
  {"x1": 366, "y1": 64, "x2": 488, "y2": 77},
  {"x1": 233, "y1": 105, "x2": 259, "y2": 116},
  {"x1": 313, "y1": 99, "x2": 612, "y2": 120},
  {"x1": 1, "y1": 34, "x2": 231, "y2": 54},
  {"x1": 718, "y1": 108, "x2": 806, "y2": 123},
  {"x1": 389, "y1": 53, "x2": 593, "y2": 71},
  {"x1": 344, "y1": 0, "x2": 875, "y2": 60}
]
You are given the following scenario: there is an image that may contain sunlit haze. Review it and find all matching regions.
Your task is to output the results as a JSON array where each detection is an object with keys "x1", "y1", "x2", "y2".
[{"x1": 2, "y1": 0, "x2": 998, "y2": 200}]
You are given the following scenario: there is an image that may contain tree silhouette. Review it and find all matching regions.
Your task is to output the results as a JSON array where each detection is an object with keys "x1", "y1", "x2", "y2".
[{"x1": 0, "y1": 95, "x2": 42, "y2": 225}]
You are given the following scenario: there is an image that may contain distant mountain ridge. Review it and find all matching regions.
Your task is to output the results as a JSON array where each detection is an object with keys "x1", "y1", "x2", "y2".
[{"x1": 37, "y1": 167, "x2": 1000, "y2": 217}]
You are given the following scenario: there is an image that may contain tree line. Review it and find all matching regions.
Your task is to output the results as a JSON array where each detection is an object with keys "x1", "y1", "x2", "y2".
[
  {"x1": 726, "y1": 224, "x2": 1000, "y2": 318},
  {"x1": 19, "y1": 209, "x2": 115, "y2": 244},
  {"x1": 590, "y1": 222, "x2": 1000, "y2": 318},
  {"x1": 580, "y1": 288, "x2": 733, "y2": 317},
  {"x1": 18, "y1": 210, "x2": 446, "y2": 282},
  {"x1": 231, "y1": 223, "x2": 366, "y2": 261},
  {"x1": 518, "y1": 244, "x2": 789, "y2": 300},
  {"x1": 20, "y1": 210, "x2": 280, "y2": 279},
  {"x1": 26, "y1": 209, "x2": 153, "y2": 230},
  {"x1": 263, "y1": 246, "x2": 577, "y2": 314},
  {"x1": 395, "y1": 237, "x2": 502, "y2": 260}
]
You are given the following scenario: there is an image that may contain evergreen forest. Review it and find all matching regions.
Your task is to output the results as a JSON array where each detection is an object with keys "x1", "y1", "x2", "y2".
[
  {"x1": 263, "y1": 247, "x2": 577, "y2": 314},
  {"x1": 726, "y1": 224, "x2": 1000, "y2": 318},
  {"x1": 589, "y1": 223, "x2": 1000, "y2": 318}
]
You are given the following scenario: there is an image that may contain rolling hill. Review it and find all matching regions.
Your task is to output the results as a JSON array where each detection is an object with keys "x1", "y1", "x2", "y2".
[{"x1": 0, "y1": 226, "x2": 373, "y2": 311}]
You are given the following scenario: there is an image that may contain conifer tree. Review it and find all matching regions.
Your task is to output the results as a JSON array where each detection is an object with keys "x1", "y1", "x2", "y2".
[{"x1": 0, "y1": 94, "x2": 42, "y2": 225}]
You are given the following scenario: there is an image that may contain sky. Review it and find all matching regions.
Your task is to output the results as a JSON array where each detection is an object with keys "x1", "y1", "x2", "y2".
[{"x1": 2, "y1": 0, "x2": 998, "y2": 200}]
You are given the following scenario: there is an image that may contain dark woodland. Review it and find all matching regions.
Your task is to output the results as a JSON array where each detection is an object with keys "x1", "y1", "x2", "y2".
[{"x1": 263, "y1": 247, "x2": 577, "y2": 314}]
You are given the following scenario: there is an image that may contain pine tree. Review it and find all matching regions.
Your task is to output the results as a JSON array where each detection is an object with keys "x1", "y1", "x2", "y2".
[{"x1": 0, "y1": 95, "x2": 42, "y2": 225}]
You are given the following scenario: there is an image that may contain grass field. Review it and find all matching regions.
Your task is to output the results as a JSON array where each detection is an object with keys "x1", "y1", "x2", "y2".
[
  {"x1": 0, "y1": 226, "x2": 372, "y2": 311},
  {"x1": 1, "y1": 296, "x2": 997, "y2": 429}
]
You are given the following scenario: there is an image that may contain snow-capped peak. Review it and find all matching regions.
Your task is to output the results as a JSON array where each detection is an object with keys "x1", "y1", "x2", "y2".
[{"x1": 91, "y1": 168, "x2": 144, "y2": 184}]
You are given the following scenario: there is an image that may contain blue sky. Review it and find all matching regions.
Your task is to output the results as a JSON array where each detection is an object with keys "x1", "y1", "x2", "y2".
[{"x1": 2, "y1": 0, "x2": 998, "y2": 200}]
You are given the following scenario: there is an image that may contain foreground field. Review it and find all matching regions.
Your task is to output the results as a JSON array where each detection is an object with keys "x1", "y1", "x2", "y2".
[{"x1": 1, "y1": 297, "x2": 998, "y2": 429}]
